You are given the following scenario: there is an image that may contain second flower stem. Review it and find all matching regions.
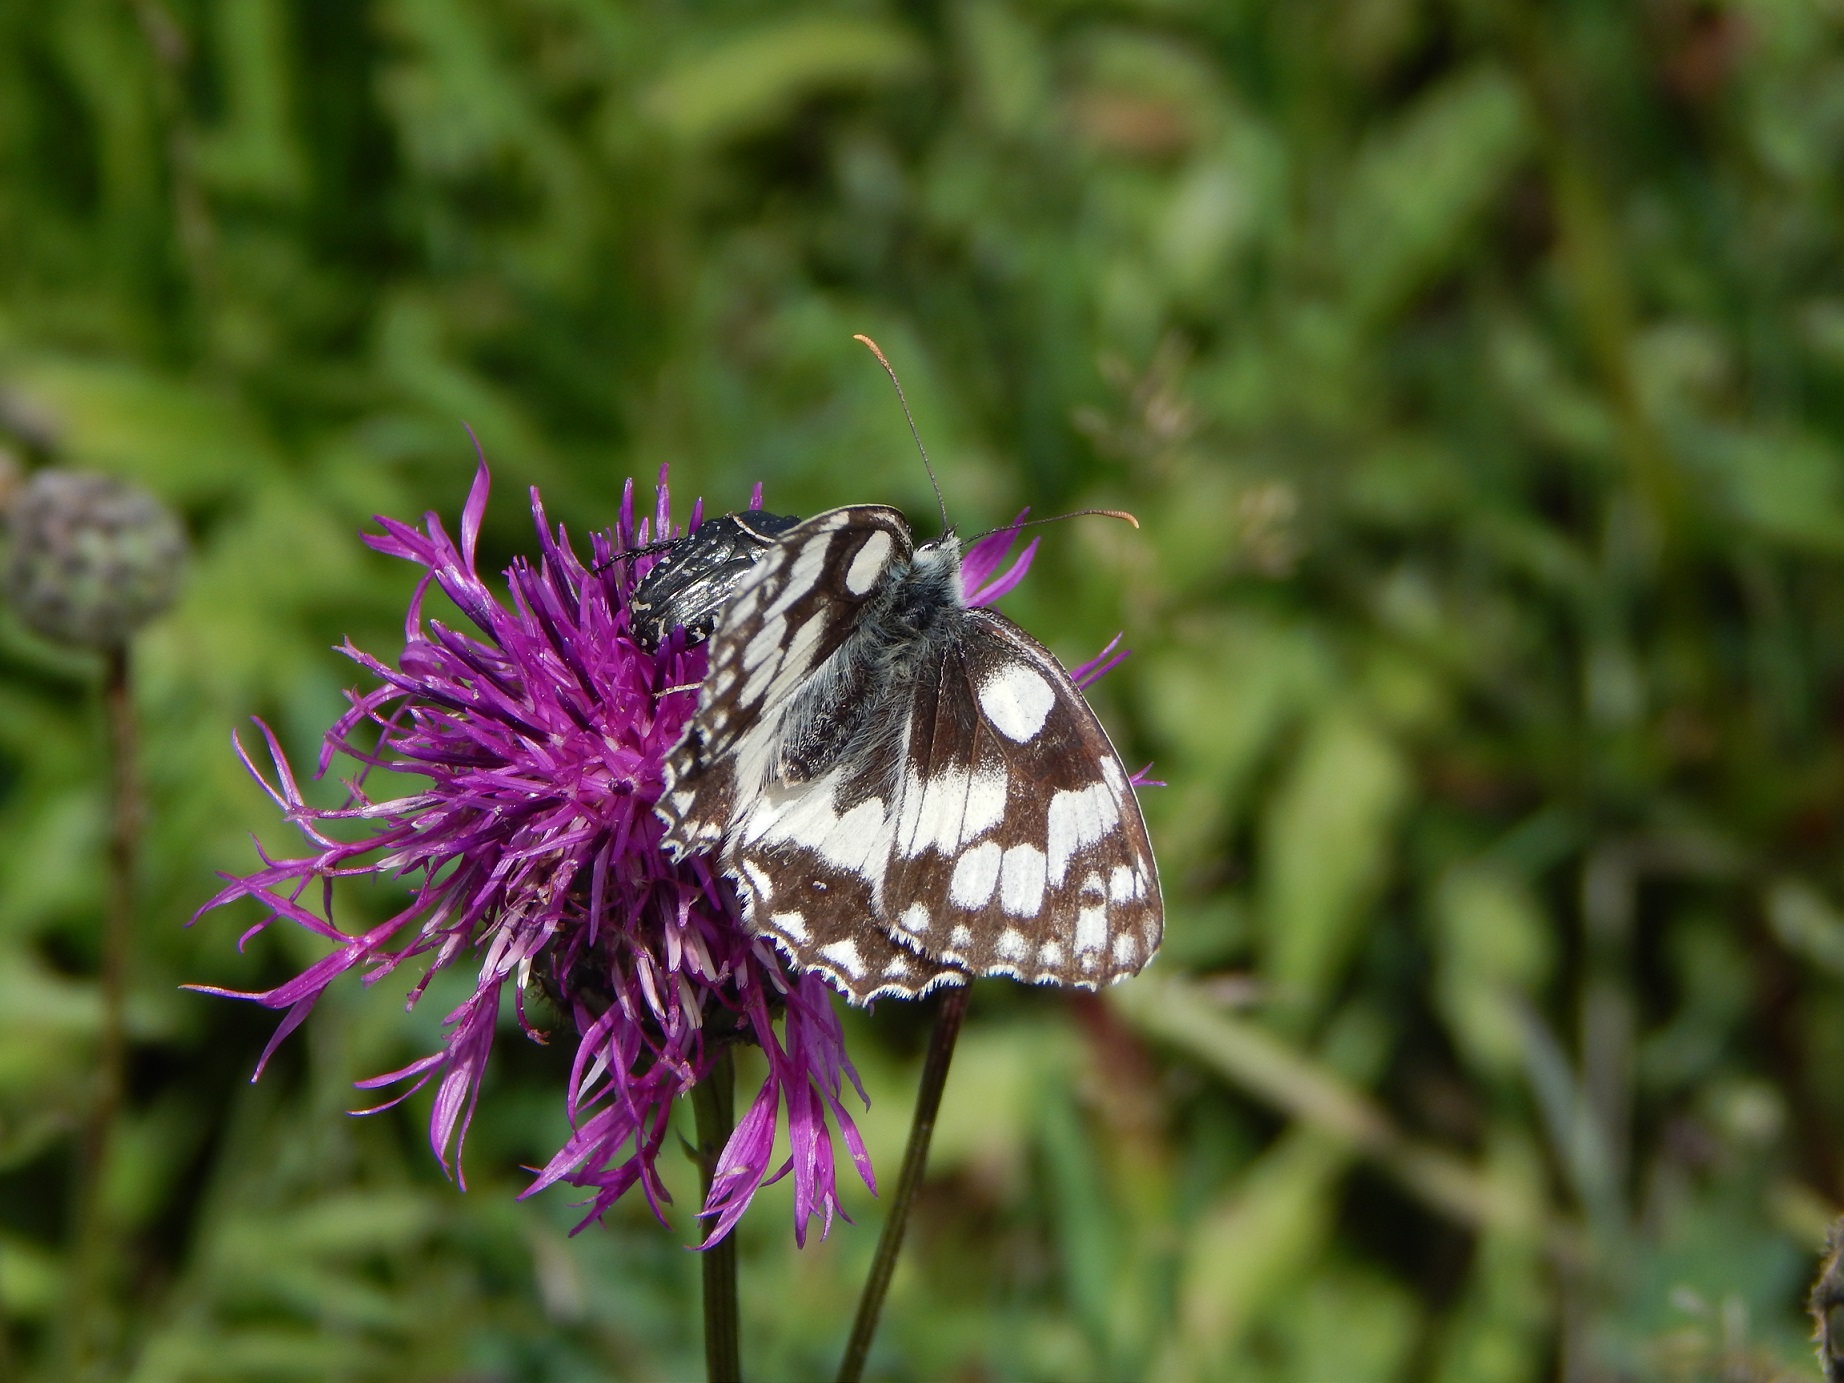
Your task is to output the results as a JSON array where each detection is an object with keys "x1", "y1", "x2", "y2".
[
  {"x1": 836, "y1": 982, "x2": 970, "y2": 1383},
  {"x1": 66, "y1": 643, "x2": 139, "y2": 1377},
  {"x1": 692, "y1": 1047, "x2": 741, "y2": 1383}
]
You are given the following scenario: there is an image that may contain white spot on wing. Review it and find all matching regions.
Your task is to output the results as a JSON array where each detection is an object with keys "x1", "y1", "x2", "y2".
[
  {"x1": 899, "y1": 902, "x2": 931, "y2": 935},
  {"x1": 1047, "y1": 782, "x2": 1122, "y2": 884},
  {"x1": 743, "y1": 772, "x2": 893, "y2": 906},
  {"x1": 900, "y1": 764, "x2": 1007, "y2": 860},
  {"x1": 743, "y1": 861, "x2": 775, "y2": 902},
  {"x1": 1111, "y1": 932, "x2": 1139, "y2": 966},
  {"x1": 819, "y1": 938, "x2": 865, "y2": 977},
  {"x1": 743, "y1": 616, "x2": 785, "y2": 670},
  {"x1": 766, "y1": 537, "x2": 831, "y2": 621},
  {"x1": 1038, "y1": 940, "x2": 1065, "y2": 967},
  {"x1": 1000, "y1": 844, "x2": 1047, "y2": 917},
  {"x1": 997, "y1": 929, "x2": 1027, "y2": 960},
  {"x1": 1109, "y1": 865, "x2": 1138, "y2": 901},
  {"x1": 771, "y1": 911, "x2": 809, "y2": 942},
  {"x1": 978, "y1": 662, "x2": 1057, "y2": 743},
  {"x1": 845, "y1": 530, "x2": 893, "y2": 594},
  {"x1": 738, "y1": 647, "x2": 783, "y2": 706},
  {"x1": 1074, "y1": 905, "x2": 1108, "y2": 954},
  {"x1": 950, "y1": 924, "x2": 973, "y2": 947},
  {"x1": 963, "y1": 767, "x2": 1007, "y2": 842},
  {"x1": 816, "y1": 797, "x2": 888, "y2": 877},
  {"x1": 949, "y1": 840, "x2": 1002, "y2": 908},
  {"x1": 765, "y1": 614, "x2": 827, "y2": 701},
  {"x1": 899, "y1": 768, "x2": 967, "y2": 858}
]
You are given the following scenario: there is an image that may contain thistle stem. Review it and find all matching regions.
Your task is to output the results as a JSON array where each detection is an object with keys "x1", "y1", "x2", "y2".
[
  {"x1": 836, "y1": 983, "x2": 970, "y2": 1383},
  {"x1": 692, "y1": 1048, "x2": 741, "y2": 1383},
  {"x1": 66, "y1": 643, "x2": 139, "y2": 1375}
]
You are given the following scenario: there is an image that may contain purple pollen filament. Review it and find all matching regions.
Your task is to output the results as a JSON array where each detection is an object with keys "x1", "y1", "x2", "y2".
[
  {"x1": 193, "y1": 461, "x2": 875, "y2": 1245},
  {"x1": 961, "y1": 510, "x2": 1039, "y2": 607},
  {"x1": 193, "y1": 463, "x2": 1130, "y2": 1247}
]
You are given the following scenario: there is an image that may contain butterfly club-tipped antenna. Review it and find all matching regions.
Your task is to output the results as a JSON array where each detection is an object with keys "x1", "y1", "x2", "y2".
[
  {"x1": 960, "y1": 507, "x2": 1140, "y2": 550},
  {"x1": 853, "y1": 334, "x2": 951, "y2": 537},
  {"x1": 851, "y1": 334, "x2": 1143, "y2": 547}
]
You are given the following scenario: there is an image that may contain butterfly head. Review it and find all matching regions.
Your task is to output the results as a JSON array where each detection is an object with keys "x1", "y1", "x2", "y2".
[{"x1": 867, "y1": 526, "x2": 965, "y2": 657}]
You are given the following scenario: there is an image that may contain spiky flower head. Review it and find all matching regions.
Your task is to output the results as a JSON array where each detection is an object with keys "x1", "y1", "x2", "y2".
[
  {"x1": 195, "y1": 463, "x2": 1041, "y2": 1243},
  {"x1": 1, "y1": 469, "x2": 186, "y2": 648}
]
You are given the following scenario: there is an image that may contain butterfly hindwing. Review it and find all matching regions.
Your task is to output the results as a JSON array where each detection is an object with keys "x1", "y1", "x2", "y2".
[
  {"x1": 725, "y1": 809, "x2": 967, "y2": 1000},
  {"x1": 880, "y1": 612, "x2": 1160, "y2": 986}
]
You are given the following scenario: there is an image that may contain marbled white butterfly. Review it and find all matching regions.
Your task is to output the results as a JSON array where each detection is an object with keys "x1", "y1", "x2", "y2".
[{"x1": 652, "y1": 497, "x2": 1163, "y2": 1004}]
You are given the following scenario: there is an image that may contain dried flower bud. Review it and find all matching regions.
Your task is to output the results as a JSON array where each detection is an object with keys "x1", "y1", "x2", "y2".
[{"x1": 2, "y1": 469, "x2": 186, "y2": 648}]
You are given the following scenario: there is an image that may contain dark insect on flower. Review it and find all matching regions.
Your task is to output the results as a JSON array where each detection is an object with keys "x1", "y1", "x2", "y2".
[
  {"x1": 193, "y1": 465, "x2": 879, "y2": 1244},
  {"x1": 629, "y1": 509, "x2": 802, "y2": 651}
]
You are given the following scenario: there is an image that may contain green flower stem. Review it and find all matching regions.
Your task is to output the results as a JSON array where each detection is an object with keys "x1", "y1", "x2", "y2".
[
  {"x1": 836, "y1": 983, "x2": 970, "y2": 1383},
  {"x1": 66, "y1": 643, "x2": 139, "y2": 1376},
  {"x1": 691, "y1": 1047, "x2": 741, "y2": 1383}
]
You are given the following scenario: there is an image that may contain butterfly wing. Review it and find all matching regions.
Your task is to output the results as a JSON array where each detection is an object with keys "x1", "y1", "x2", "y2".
[{"x1": 879, "y1": 610, "x2": 1162, "y2": 988}]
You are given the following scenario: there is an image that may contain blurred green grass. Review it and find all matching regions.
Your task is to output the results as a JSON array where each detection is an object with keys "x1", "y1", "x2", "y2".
[{"x1": 3, "y1": 0, "x2": 1844, "y2": 1378}]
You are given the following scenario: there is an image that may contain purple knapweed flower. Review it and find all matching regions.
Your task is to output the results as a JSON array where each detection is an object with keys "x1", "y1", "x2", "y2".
[{"x1": 195, "y1": 463, "x2": 1043, "y2": 1246}]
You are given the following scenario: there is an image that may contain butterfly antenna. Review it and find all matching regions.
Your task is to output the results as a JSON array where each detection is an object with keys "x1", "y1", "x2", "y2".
[
  {"x1": 854, "y1": 334, "x2": 950, "y2": 534},
  {"x1": 961, "y1": 509, "x2": 1140, "y2": 547}
]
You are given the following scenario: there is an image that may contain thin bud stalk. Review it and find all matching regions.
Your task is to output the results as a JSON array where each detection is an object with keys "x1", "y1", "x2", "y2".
[{"x1": 64, "y1": 643, "x2": 139, "y2": 1377}]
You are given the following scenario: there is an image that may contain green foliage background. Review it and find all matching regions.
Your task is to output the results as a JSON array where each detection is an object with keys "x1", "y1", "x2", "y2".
[{"x1": 2, "y1": 0, "x2": 1842, "y2": 1378}]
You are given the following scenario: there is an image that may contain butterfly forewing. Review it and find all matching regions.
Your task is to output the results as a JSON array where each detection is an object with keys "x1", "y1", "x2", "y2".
[
  {"x1": 655, "y1": 504, "x2": 1162, "y2": 1004},
  {"x1": 659, "y1": 507, "x2": 914, "y2": 853}
]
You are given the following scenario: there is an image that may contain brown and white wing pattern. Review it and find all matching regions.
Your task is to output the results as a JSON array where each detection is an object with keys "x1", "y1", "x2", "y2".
[
  {"x1": 657, "y1": 505, "x2": 913, "y2": 856},
  {"x1": 876, "y1": 610, "x2": 1160, "y2": 987},
  {"x1": 655, "y1": 504, "x2": 1161, "y2": 1004}
]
